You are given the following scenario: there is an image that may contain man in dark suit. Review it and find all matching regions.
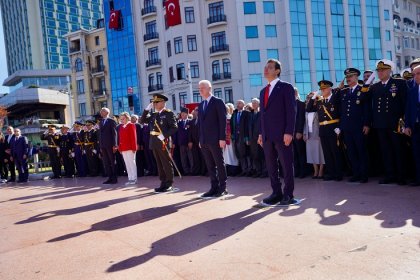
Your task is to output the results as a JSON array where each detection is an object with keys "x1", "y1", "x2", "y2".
[
  {"x1": 99, "y1": 107, "x2": 118, "y2": 184},
  {"x1": 293, "y1": 88, "x2": 307, "y2": 179},
  {"x1": 249, "y1": 98, "x2": 265, "y2": 178},
  {"x1": 258, "y1": 59, "x2": 297, "y2": 206},
  {"x1": 198, "y1": 80, "x2": 228, "y2": 198},
  {"x1": 188, "y1": 107, "x2": 207, "y2": 176},
  {"x1": 369, "y1": 59, "x2": 408, "y2": 185},
  {"x1": 4, "y1": 126, "x2": 16, "y2": 182},
  {"x1": 231, "y1": 100, "x2": 251, "y2": 176},
  {"x1": 11, "y1": 128, "x2": 29, "y2": 183},
  {"x1": 404, "y1": 65, "x2": 420, "y2": 186},
  {"x1": 339, "y1": 68, "x2": 371, "y2": 183},
  {"x1": 176, "y1": 107, "x2": 193, "y2": 175}
]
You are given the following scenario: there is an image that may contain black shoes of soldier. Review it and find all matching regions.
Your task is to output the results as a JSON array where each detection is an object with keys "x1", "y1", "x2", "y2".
[
  {"x1": 154, "y1": 186, "x2": 173, "y2": 193},
  {"x1": 201, "y1": 189, "x2": 228, "y2": 198},
  {"x1": 262, "y1": 193, "x2": 282, "y2": 206}
]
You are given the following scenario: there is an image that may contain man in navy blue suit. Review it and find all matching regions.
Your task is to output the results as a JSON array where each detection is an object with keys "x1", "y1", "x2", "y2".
[
  {"x1": 11, "y1": 128, "x2": 29, "y2": 183},
  {"x1": 198, "y1": 80, "x2": 228, "y2": 198},
  {"x1": 404, "y1": 65, "x2": 420, "y2": 186},
  {"x1": 99, "y1": 107, "x2": 118, "y2": 184},
  {"x1": 257, "y1": 59, "x2": 297, "y2": 206}
]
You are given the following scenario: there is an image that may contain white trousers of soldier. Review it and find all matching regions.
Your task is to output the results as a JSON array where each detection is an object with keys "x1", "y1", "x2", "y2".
[{"x1": 122, "y1": 151, "x2": 137, "y2": 181}]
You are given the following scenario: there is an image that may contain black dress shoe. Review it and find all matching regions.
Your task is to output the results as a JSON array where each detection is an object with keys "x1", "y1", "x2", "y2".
[
  {"x1": 262, "y1": 193, "x2": 282, "y2": 205},
  {"x1": 213, "y1": 190, "x2": 229, "y2": 197},
  {"x1": 348, "y1": 176, "x2": 360, "y2": 183},
  {"x1": 155, "y1": 186, "x2": 173, "y2": 193},
  {"x1": 201, "y1": 189, "x2": 217, "y2": 198},
  {"x1": 103, "y1": 180, "x2": 111, "y2": 184},
  {"x1": 279, "y1": 196, "x2": 299, "y2": 206}
]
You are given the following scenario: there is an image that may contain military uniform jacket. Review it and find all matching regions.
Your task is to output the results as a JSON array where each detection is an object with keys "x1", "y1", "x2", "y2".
[
  {"x1": 369, "y1": 78, "x2": 407, "y2": 129},
  {"x1": 84, "y1": 129, "x2": 98, "y2": 150},
  {"x1": 306, "y1": 91, "x2": 341, "y2": 137},
  {"x1": 140, "y1": 108, "x2": 178, "y2": 150},
  {"x1": 41, "y1": 133, "x2": 61, "y2": 149},
  {"x1": 72, "y1": 130, "x2": 85, "y2": 149},
  {"x1": 59, "y1": 133, "x2": 74, "y2": 153},
  {"x1": 339, "y1": 85, "x2": 371, "y2": 131}
]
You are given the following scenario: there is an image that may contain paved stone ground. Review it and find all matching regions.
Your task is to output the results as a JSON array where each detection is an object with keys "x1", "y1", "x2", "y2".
[{"x1": 0, "y1": 175, "x2": 419, "y2": 280}]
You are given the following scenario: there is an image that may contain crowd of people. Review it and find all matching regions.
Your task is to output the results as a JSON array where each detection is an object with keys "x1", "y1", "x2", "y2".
[{"x1": 1, "y1": 57, "x2": 419, "y2": 206}]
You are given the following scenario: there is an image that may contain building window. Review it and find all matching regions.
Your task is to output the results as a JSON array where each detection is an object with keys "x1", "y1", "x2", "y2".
[
  {"x1": 190, "y1": 61, "x2": 199, "y2": 78},
  {"x1": 193, "y1": 91, "x2": 201, "y2": 103},
  {"x1": 95, "y1": 36, "x2": 100, "y2": 46},
  {"x1": 211, "y1": 31, "x2": 226, "y2": 47},
  {"x1": 76, "y1": 79, "x2": 85, "y2": 94},
  {"x1": 174, "y1": 37, "x2": 183, "y2": 54},
  {"x1": 148, "y1": 73, "x2": 155, "y2": 85},
  {"x1": 209, "y1": 1, "x2": 224, "y2": 17},
  {"x1": 79, "y1": 103, "x2": 86, "y2": 116},
  {"x1": 224, "y1": 87, "x2": 233, "y2": 103},
  {"x1": 212, "y1": 60, "x2": 220, "y2": 75},
  {"x1": 385, "y1": 30, "x2": 391, "y2": 41},
  {"x1": 169, "y1": 66, "x2": 174, "y2": 82},
  {"x1": 243, "y1": 2, "x2": 256, "y2": 14},
  {"x1": 263, "y1": 1, "x2": 275, "y2": 13},
  {"x1": 214, "y1": 88, "x2": 222, "y2": 98},
  {"x1": 384, "y1": 9, "x2": 390, "y2": 20},
  {"x1": 145, "y1": 20, "x2": 157, "y2": 34},
  {"x1": 179, "y1": 92, "x2": 187, "y2": 108},
  {"x1": 405, "y1": 55, "x2": 410, "y2": 67},
  {"x1": 245, "y1": 26, "x2": 258, "y2": 38},
  {"x1": 248, "y1": 50, "x2": 260, "y2": 62},
  {"x1": 148, "y1": 47, "x2": 159, "y2": 61},
  {"x1": 176, "y1": 63, "x2": 185, "y2": 80},
  {"x1": 223, "y1": 59, "x2": 231, "y2": 75},
  {"x1": 167, "y1": 40, "x2": 172, "y2": 57},
  {"x1": 75, "y1": 58, "x2": 83, "y2": 72},
  {"x1": 185, "y1": 7, "x2": 195, "y2": 23},
  {"x1": 187, "y1": 35, "x2": 197, "y2": 51},
  {"x1": 156, "y1": 72, "x2": 162, "y2": 85},
  {"x1": 250, "y1": 74, "x2": 262, "y2": 86},
  {"x1": 404, "y1": 36, "x2": 409, "y2": 48},
  {"x1": 265, "y1": 25, "x2": 277, "y2": 37},
  {"x1": 267, "y1": 49, "x2": 278, "y2": 60}
]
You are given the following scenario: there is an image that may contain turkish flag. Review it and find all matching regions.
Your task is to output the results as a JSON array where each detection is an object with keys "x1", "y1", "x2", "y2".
[
  {"x1": 109, "y1": 10, "x2": 121, "y2": 29},
  {"x1": 166, "y1": 0, "x2": 181, "y2": 27}
]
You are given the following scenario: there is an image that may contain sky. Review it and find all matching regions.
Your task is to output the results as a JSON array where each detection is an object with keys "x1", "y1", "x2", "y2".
[{"x1": 0, "y1": 10, "x2": 9, "y2": 94}]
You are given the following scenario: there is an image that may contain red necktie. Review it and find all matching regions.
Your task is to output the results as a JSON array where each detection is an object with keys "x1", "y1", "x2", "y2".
[{"x1": 264, "y1": 84, "x2": 271, "y2": 109}]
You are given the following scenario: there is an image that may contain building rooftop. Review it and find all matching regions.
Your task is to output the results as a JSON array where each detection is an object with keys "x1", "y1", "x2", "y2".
[{"x1": 3, "y1": 69, "x2": 71, "y2": 87}]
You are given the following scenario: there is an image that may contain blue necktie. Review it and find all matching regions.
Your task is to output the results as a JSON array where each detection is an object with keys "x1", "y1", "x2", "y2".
[{"x1": 203, "y1": 100, "x2": 208, "y2": 112}]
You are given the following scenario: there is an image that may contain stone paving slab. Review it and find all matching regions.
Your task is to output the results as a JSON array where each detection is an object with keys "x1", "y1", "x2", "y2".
[{"x1": 0, "y1": 176, "x2": 419, "y2": 280}]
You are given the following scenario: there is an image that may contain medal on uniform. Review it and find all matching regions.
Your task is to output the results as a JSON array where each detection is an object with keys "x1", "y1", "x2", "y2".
[
  {"x1": 392, "y1": 92, "x2": 396, "y2": 97},
  {"x1": 356, "y1": 100, "x2": 360, "y2": 104},
  {"x1": 331, "y1": 107, "x2": 334, "y2": 111},
  {"x1": 357, "y1": 92, "x2": 360, "y2": 97}
]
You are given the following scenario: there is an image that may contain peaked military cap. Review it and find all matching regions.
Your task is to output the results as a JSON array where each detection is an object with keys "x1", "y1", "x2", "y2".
[
  {"x1": 318, "y1": 80, "x2": 334, "y2": 90},
  {"x1": 344, "y1": 68, "x2": 361, "y2": 77},
  {"x1": 180, "y1": 107, "x2": 189, "y2": 114},
  {"x1": 363, "y1": 70, "x2": 373, "y2": 74},
  {"x1": 85, "y1": 120, "x2": 95, "y2": 125},
  {"x1": 376, "y1": 59, "x2": 394, "y2": 71},
  {"x1": 152, "y1": 94, "x2": 168, "y2": 103},
  {"x1": 409, "y1": 58, "x2": 420, "y2": 68},
  {"x1": 400, "y1": 68, "x2": 413, "y2": 80},
  {"x1": 74, "y1": 121, "x2": 84, "y2": 126}
]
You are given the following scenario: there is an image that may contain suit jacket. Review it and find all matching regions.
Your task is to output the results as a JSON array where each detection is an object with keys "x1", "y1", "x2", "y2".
[
  {"x1": 405, "y1": 82, "x2": 420, "y2": 129},
  {"x1": 11, "y1": 136, "x2": 29, "y2": 159},
  {"x1": 198, "y1": 96, "x2": 227, "y2": 145},
  {"x1": 249, "y1": 110, "x2": 261, "y2": 141},
  {"x1": 4, "y1": 134, "x2": 15, "y2": 151},
  {"x1": 230, "y1": 109, "x2": 250, "y2": 143},
  {"x1": 259, "y1": 80, "x2": 296, "y2": 142},
  {"x1": 295, "y1": 99, "x2": 306, "y2": 134},
  {"x1": 99, "y1": 117, "x2": 117, "y2": 149},
  {"x1": 188, "y1": 118, "x2": 200, "y2": 144},
  {"x1": 339, "y1": 85, "x2": 371, "y2": 131},
  {"x1": 370, "y1": 77, "x2": 407, "y2": 129},
  {"x1": 134, "y1": 123, "x2": 143, "y2": 146},
  {"x1": 176, "y1": 119, "x2": 190, "y2": 146}
]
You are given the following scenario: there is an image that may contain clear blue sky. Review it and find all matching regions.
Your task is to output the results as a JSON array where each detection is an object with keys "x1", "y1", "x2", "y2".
[{"x1": 0, "y1": 10, "x2": 9, "y2": 93}]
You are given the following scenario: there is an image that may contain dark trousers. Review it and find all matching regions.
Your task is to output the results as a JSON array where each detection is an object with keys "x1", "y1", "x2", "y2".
[
  {"x1": 234, "y1": 140, "x2": 250, "y2": 173},
  {"x1": 144, "y1": 148, "x2": 157, "y2": 175},
  {"x1": 320, "y1": 135, "x2": 343, "y2": 178},
  {"x1": 61, "y1": 150, "x2": 75, "y2": 177},
  {"x1": 293, "y1": 139, "x2": 307, "y2": 176},
  {"x1": 250, "y1": 140, "x2": 264, "y2": 175},
  {"x1": 74, "y1": 146, "x2": 87, "y2": 177},
  {"x1": 4, "y1": 155, "x2": 16, "y2": 180},
  {"x1": 136, "y1": 149, "x2": 145, "y2": 177},
  {"x1": 377, "y1": 128, "x2": 405, "y2": 180},
  {"x1": 152, "y1": 147, "x2": 174, "y2": 187},
  {"x1": 15, "y1": 157, "x2": 28, "y2": 181},
  {"x1": 343, "y1": 130, "x2": 369, "y2": 178},
  {"x1": 411, "y1": 123, "x2": 420, "y2": 182},
  {"x1": 190, "y1": 144, "x2": 202, "y2": 175},
  {"x1": 179, "y1": 145, "x2": 193, "y2": 174},
  {"x1": 263, "y1": 139, "x2": 294, "y2": 198},
  {"x1": 48, "y1": 148, "x2": 61, "y2": 177},
  {"x1": 86, "y1": 147, "x2": 99, "y2": 176},
  {"x1": 101, "y1": 147, "x2": 117, "y2": 181},
  {"x1": 201, "y1": 143, "x2": 227, "y2": 192}
]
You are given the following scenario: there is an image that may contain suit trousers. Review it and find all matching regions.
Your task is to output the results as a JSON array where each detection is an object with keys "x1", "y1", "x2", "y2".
[
  {"x1": 343, "y1": 130, "x2": 368, "y2": 178},
  {"x1": 376, "y1": 128, "x2": 405, "y2": 180},
  {"x1": 122, "y1": 150, "x2": 137, "y2": 181},
  {"x1": 48, "y1": 148, "x2": 61, "y2": 177},
  {"x1": 320, "y1": 135, "x2": 343, "y2": 178},
  {"x1": 234, "y1": 140, "x2": 251, "y2": 172},
  {"x1": 411, "y1": 123, "x2": 420, "y2": 182},
  {"x1": 4, "y1": 156, "x2": 16, "y2": 180},
  {"x1": 179, "y1": 145, "x2": 193, "y2": 174},
  {"x1": 15, "y1": 157, "x2": 28, "y2": 181},
  {"x1": 201, "y1": 143, "x2": 227, "y2": 192},
  {"x1": 293, "y1": 139, "x2": 307, "y2": 176},
  {"x1": 101, "y1": 147, "x2": 117, "y2": 181},
  {"x1": 250, "y1": 140, "x2": 264, "y2": 174},
  {"x1": 85, "y1": 146, "x2": 99, "y2": 176},
  {"x1": 152, "y1": 147, "x2": 174, "y2": 187},
  {"x1": 262, "y1": 139, "x2": 294, "y2": 198}
]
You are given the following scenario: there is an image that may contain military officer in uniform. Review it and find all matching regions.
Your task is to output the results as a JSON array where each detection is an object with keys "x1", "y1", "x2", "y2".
[
  {"x1": 369, "y1": 59, "x2": 408, "y2": 185},
  {"x1": 306, "y1": 80, "x2": 343, "y2": 181},
  {"x1": 59, "y1": 125, "x2": 75, "y2": 178},
  {"x1": 72, "y1": 121, "x2": 87, "y2": 177},
  {"x1": 84, "y1": 120, "x2": 99, "y2": 176},
  {"x1": 41, "y1": 124, "x2": 61, "y2": 179},
  {"x1": 339, "y1": 68, "x2": 371, "y2": 183},
  {"x1": 140, "y1": 94, "x2": 178, "y2": 193}
]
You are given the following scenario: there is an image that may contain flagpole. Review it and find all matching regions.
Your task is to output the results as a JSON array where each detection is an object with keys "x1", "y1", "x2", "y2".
[{"x1": 187, "y1": 62, "x2": 193, "y2": 103}]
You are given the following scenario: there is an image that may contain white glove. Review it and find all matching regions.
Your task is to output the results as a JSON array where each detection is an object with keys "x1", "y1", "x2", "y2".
[
  {"x1": 157, "y1": 134, "x2": 165, "y2": 141},
  {"x1": 312, "y1": 91, "x2": 319, "y2": 99},
  {"x1": 93, "y1": 149, "x2": 97, "y2": 154},
  {"x1": 56, "y1": 147, "x2": 60, "y2": 153},
  {"x1": 71, "y1": 152, "x2": 75, "y2": 158},
  {"x1": 334, "y1": 128, "x2": 341, "y2": 135},
  {"x1": 146, "y1": 103, "x2": 154, "y2": 111}
]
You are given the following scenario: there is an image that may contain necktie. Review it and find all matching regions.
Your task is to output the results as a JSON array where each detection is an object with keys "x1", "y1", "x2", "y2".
[
  {"x1": 237, "y1": 111, "x2": 241, "y2": 124},
  {"x1": 203, "y1": 100, "x2": 208, "y2": 112},
  {"x1": 102, "y1": 118, "x2": 107, "y2": 126},
  {"x1": 264, "y1": 84, "x2": 271, "y2": 108}
]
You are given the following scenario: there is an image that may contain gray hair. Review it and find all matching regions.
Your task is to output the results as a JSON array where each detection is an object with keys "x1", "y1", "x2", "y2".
[
  {"x1": 119, "y1": 111, "x2": 130, "y2": 119},
  {"x1": 131, "y1": 114, "x2": 139, "y2": 119},
  {"x1": 251, "y1": 98, "x2": 260, "y2": 104},
  {"x1": 199, "y1": 80, "x2": 212, "y2": 88},
  {"x1": 101, "y1": 107, "x2": 110, "y2": 114}
]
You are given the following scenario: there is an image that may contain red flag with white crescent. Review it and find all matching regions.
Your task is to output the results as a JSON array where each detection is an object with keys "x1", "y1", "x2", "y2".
[
  {"x1": 109, "y1": 10, "x2": 121, "y2": 29},
  {"x1": 166, "y1": 0, "x2": 181, "y2": 27}
]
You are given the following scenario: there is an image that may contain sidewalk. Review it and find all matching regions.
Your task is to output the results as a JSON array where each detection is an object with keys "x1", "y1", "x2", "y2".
[{"x1": 0, "y1": 176, "x2": 419, "y2": 279}]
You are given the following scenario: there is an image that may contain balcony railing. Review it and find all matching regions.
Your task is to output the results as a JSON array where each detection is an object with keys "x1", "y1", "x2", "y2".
[
  {"x1": 148, "y1": 84, "x2": 163, "y2": 92},
  {"x1": 224, "y1": 72, "x2": 231, "y2": 79},
  {"x1": 70, "y1": 47, "x2": 80, "y2": 53},
  {"x1": 93, "y1": 89, "x2": 107, "y2": 96},
  {"x1": 144, "y1": 32, "x2": 159, "y2": 42},
  {"x1": 207, "y1": 14, "x2": 227, "y2": 25},
  {"x1": 141, "y1": 5, "x2": 157, "y2": 16},
  {"x1": 91, "y1": 65, "x2": 105, "y2": 73},
  {"x1": 212, "y1": 72, "x2": 231, "y2": 81},
  {"x1": 212, "y1": 73, "x2": 221, "y2": 81},
  {"x1": 210, "y1": 44, "x2": 229, "y2": 54},
  {"x1": 146, "y1": 59, "x2": 161, "y2": 67}
]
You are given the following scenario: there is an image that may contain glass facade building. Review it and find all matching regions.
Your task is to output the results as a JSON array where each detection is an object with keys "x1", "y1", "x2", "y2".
[
  {"x1": 311, "y1": 0, "x2": 330, "y2": 82},
  {"x1": 104, "y1": 0, "x2": 141, "y2": 115}
]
